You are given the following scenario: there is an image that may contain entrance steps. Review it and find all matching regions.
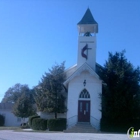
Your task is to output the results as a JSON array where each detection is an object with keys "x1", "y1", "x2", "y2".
[{"x1": 64, "y1": 122, "x2": 99, "y2": 133}]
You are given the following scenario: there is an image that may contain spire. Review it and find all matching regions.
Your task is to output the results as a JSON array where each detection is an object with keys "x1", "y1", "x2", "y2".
[
  {"x1": 77, "y1": 8, "x2": 98, "y2": 25},
  {"x1": 77, "y1": 8, "x2": 98, "y2": 33}
]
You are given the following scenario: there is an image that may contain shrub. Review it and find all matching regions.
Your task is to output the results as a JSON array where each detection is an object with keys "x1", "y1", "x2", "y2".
[
  {"x1": 0, "y1": 114, "x2": 5, "y2": 126},
  {"x1": 48, "y1": 118, "x2": 66, "y2": 131},
  {"x1": 32, "y1": 118, "x2": 47, "y2": 130},
  {"x1": 28, "y1": 115, "x2": 40, "y2": 128}
]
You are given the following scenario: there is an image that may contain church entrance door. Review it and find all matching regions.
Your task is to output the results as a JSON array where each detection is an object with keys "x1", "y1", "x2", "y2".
[{"x1": 78, "y1": 100, "x2": 90, "y2": 122}]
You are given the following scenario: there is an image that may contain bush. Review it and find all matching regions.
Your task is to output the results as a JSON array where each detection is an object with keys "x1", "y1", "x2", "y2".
[
  {"x1": 28, "y1": 115, "x2": 40, "y2": 128},
  {"x1": 48, "y1": 118, "x2": 66, "y2": 131},
  {"x1": 0, "y1": 114, "x2": 5, "y2": 126},
  {"x1": 32, "y1": 118, "x2": 47, "y2": 130}
]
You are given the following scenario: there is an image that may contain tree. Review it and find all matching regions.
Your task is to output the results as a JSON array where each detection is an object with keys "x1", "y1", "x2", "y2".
[
  {"x1": 34, "y1": 62, "x2": 66, "y2": 119},
  {"x1": 12, "y1": 93, "x2": 36, "y2": 123},
  {"x1": 99, "y1": 51, "x2": 140, "y2": 122},
  {"x1": 1, "y1": 83, "x2": 35, "y2": 104}
]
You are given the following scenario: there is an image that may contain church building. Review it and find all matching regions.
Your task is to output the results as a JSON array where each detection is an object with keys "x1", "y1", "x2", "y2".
[
  {"x1": 63, "y1": 8, "x2": 102, "y2": 130},
  {"x1": 39, "y1": 8, "x2": 102, "y2": 131}
]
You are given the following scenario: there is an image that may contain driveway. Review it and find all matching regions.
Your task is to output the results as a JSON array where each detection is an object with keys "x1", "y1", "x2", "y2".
[{"x1": 0, "y1": 130, "x2": 136, "y2": 140}]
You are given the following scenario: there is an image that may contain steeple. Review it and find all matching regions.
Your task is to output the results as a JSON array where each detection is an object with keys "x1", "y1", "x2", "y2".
[
  {"x1": 77, "y1": 8, "x2": 98, "y2": 70},
  {"x1": 77, "y1": 8, "x2": 98, "y2": 34}
]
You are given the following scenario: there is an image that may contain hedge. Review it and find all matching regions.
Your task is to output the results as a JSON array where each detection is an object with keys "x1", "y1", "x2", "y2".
[
  {"x1": 48, "y1": 118, "x2": 66, "y2": 131},
  {"x1": 32, "y1": 118, "x2": 47, "y2": 130},
  {"x1": 28, "y1": 115, "x2": 40, "y2": 128},
  {"x1": 0, "y1": 114, "x2": 5, "y2": 126}
]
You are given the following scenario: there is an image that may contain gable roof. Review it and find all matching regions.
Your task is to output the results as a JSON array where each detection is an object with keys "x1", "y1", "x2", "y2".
[
  {"x1": 65, "y1": 64, "x2": 77, "y2": 78},
  {"x1": 77, "y1": 8, "x2": 98, "y2": 25},
  {"x1": 63, "y1": 62, "x2": 101, "y2": 87}
]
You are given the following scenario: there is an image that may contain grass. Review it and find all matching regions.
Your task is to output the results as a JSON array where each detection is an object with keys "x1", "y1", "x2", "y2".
[{"x1": 0, "y1": 126, "x2": 21, "y2": 130}]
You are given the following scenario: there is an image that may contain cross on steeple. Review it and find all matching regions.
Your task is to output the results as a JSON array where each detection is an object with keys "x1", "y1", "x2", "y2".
[{"x1": 81, "y1": 44, "x2": 92, "y2": 60}]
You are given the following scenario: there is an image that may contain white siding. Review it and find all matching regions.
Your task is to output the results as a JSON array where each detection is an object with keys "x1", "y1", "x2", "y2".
[{"x1": 0, "y1": 110, "x2": 28, "y2": 127}]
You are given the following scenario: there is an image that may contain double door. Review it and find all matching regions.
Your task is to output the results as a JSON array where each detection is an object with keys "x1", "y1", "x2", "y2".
[{"x1": 78, "y1": 100, "x2": 90, "y2": 122}]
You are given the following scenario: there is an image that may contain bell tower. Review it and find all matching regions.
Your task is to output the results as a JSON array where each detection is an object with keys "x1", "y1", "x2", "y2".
[{"x1": 77, "y1": 8, "x2": 98, "y2": 71}]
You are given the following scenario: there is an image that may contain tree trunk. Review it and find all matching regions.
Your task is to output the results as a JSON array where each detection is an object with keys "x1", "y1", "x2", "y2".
[
  {"x1": 21, "y1": 118, "x2": 25, "y2": 126},
  {"x1": 55, "y1": 112, "x2": 57, "y2": 119}
]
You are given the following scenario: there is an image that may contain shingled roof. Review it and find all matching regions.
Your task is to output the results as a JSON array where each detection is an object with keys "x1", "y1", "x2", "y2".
[{"x1": 77, "y1": 8, "x2": 98, "y2": 25}]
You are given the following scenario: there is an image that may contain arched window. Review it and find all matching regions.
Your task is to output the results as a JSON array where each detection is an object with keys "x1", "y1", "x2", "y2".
[{"x1": 79, "y1": 89, "x2": 90, "y2": 98}]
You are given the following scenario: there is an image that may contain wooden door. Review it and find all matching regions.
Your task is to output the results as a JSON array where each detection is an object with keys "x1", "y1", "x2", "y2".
[{"x1": 78, "y1": 100, "x2": 90, "y2": 122}]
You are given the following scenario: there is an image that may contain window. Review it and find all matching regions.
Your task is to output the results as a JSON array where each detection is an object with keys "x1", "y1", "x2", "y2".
[
  {"x1": 86, "y1": 103, "x2": 89, "y2": 112},
  {"x1": 79, "y1": 89, "x2": 90, "y2": 98}
]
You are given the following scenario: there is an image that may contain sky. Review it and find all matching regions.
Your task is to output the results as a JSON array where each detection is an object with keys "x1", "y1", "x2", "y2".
[{"x1": 0, "y1": 0, "x2": 140, "y2": 102}]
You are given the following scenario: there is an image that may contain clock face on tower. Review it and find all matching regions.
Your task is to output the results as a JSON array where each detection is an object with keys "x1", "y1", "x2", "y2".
[{"x1": 81, "y1": 44, "x2": 91, "y2": 60}]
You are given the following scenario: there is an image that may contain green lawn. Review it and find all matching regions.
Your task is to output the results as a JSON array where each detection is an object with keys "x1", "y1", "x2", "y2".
[{"x1": 0, "y1": 126, "x2": 21, "y2": 130}]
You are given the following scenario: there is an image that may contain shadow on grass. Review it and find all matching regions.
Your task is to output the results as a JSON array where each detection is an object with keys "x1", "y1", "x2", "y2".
[{"x1": 101, "y1": 119, "x2": 140, "y2": 134}]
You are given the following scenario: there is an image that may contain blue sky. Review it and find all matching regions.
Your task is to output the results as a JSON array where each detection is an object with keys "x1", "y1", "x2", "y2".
[{"x1": 0, "y1": 0, "x2": 140, "y2": 102}]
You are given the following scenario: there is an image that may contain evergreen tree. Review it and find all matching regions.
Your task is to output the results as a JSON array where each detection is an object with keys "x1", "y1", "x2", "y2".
[
  {"x1": 99, "y1": 51, "x2": 140, "y2": 122},
  {"x1": 34, "y1": 62, "x2": 66, "y2": 119},
  {"x1": 12, "y1": 93, "x2": 36, "y2": 123}
]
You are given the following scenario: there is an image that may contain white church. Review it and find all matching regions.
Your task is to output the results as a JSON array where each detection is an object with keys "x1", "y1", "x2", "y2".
[
  {"x1": 40, "y1": 8, "x2": 102, "y2": 130},
  {"x1": 64, "y1": 8, "x2": 102, "y2": 130}
]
